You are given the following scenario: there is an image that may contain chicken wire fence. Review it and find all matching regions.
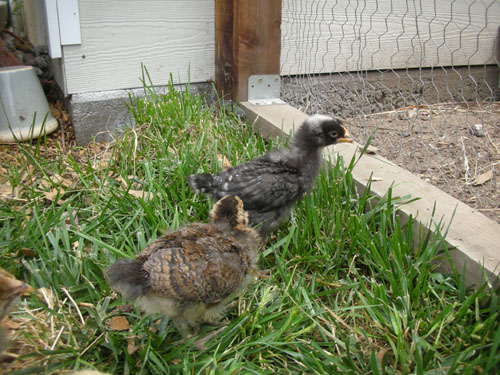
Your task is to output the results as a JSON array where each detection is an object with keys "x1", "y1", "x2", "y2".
[{"x1": 279, "y1": 0, "x2": 500, "y2": 223}]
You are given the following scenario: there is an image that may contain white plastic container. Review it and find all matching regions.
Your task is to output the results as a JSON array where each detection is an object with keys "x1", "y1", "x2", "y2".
[{"x1": 0, "y1": 66, "x2": 58, "y2": 143}]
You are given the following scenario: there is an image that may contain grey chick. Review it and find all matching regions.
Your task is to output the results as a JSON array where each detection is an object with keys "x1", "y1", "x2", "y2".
[
  {"x1": 188, "y1": 115, "x2": 353, "y2": 237},
  {"x1": 0, "y1": 268, "x2": 33, "y2": 355},
  {"x1": 105, "y1": 196, "x2": 261, "y2": 347}
]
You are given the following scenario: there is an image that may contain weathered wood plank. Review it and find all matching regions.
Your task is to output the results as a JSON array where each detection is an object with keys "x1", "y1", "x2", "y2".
[
  {"x1": 240, "y1": 101, "x2": 500, "y2": 289},
  {"x1": 233, "y1": 0, "x2": 282, "y2": 102},
  {"x1": 215, "y1": 0, "x2": 233, "y2": 101},
  {"x1": 62, "y1": 0, "x2": 214, "y2": 94}
]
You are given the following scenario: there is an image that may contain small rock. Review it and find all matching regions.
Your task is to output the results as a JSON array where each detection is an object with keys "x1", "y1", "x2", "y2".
[
  {"x1": 419, "y1": 109, "x2": 431, "y2": 120},
  {"x1": 34, "y1": 55, "x2": 48, "y2": 69},
  {"x1": 408, "y1": 109, "x2": 418, "y2": 119},
  {"x1": 33, "y1": 45, "x2": 49, "y2": 55},
  {"x1": 375, "y1": 90, "x2": 385, "y2": 102},
  {"x1": 471, "y1": 124, "x2": 485, "y2": 137},
  {"x1": 33, "y1": 67, "x2": 43, "y2": 77}
]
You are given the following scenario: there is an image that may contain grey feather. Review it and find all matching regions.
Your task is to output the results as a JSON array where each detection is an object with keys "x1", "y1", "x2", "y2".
[{"x1": 188, "y1": 115, "x2": 352, "y2": 237}]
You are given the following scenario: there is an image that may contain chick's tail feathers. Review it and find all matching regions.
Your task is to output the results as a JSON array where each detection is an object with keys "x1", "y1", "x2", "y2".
[
  {"x1": 188, "y1": 173, "x2": 214, "y2": 194},
  {"x1": 105, "y1": 259, "x2": 149, "y2": 300}
]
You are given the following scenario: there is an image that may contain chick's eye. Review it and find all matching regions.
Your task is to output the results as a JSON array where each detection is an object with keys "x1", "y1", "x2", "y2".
[{"x1": 328, "y1": 130, "x2": 338, "y2": 138}]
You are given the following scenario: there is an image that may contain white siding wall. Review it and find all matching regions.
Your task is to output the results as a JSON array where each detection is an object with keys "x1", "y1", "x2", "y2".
[
  {"x1": 60, "y1": 0, "x2": 499, "y2": 94},
  {"x1": 280, "y1": 0, "x2": 500, "y2": 75},
  {"x1": 62, "y1": 0, "x2": 214, "y2": 94}
]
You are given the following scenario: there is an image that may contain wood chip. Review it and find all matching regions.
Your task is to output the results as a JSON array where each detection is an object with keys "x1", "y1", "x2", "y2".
[
  {"x1": 110, "y1": 316, "x2": 130, "y2": 331},
  {"x1": 472, "y1": 170, "x2": 493, "y2": 186}
]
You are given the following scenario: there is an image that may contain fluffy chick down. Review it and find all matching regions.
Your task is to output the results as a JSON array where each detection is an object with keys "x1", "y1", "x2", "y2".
[
  {"x1": 188, "y1": 114, "x2": 352, "y2": 237},
  {"x1": 105, "y1": 196, "x2": 262, "y2": 337}
]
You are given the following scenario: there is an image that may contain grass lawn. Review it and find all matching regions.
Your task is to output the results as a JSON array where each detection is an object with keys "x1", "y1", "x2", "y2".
[{"x1": 0, "y1": 78, "x2": 499, "y2": 375}]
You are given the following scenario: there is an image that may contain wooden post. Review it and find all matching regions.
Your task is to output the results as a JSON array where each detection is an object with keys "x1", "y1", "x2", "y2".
[
  {"x1": 215, "y1": 0, "x2": 282, "y2": 103},
  {"x1": 215, "y1": 0, "x2": 234, "y2": 101}
]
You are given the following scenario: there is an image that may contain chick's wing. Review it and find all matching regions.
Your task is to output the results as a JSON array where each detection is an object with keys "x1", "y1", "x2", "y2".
[
  {"x1": 212, "y1": 158, "x2": 302, "y2": 211},
  {"x1": 141, "y1": 224, "x2": 247, "y2": 304}
]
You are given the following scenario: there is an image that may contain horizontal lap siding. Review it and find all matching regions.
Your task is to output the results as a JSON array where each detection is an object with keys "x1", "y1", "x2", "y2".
[
  {"x1": 62, "y1": 0, "x2": 214, "y2": 94},
  {"x1": 62, "y1": 0, "x2": 500, "y2": 94},
  {"x1": 280, "y1": 0, "x2": 500, "y2": 75}
]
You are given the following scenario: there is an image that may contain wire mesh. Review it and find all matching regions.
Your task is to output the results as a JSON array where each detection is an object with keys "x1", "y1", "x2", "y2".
[{"x1": 280, "y1": 0, "x2": 500, "y2": 223}]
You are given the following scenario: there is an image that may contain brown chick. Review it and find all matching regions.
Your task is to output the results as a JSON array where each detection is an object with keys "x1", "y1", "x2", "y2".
[
  {"x1": 105, "y1": 195, "x2": 262, "y2": 345},
  {"x1": 0, "y1": 268, "x2": 33, "y2": 354}
]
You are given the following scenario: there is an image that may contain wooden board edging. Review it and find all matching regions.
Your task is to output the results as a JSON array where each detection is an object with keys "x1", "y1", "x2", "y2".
[{"x1": 240, "y1": 101, "x2": 500, "y2": 289}]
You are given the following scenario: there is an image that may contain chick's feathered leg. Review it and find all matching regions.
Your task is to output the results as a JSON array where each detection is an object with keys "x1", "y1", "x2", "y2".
[{"x1": 193, "y1": 326, "x2": 228, "y2": 350}]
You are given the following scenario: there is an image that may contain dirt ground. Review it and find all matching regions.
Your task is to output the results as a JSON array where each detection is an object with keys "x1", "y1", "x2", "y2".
[
  {"x1": 282, "y1": 70, "x2": 500, "y2": 224},
  {"x1": 349, "y1": 103, "x2": 500, "y2": 224}
]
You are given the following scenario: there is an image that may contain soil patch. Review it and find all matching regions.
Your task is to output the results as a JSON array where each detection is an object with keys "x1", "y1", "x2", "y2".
[{"x1": 282, "y1": 71, "x2": 500, "y2": 224}]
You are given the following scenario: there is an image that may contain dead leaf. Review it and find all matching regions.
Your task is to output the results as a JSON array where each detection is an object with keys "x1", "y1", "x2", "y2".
[
  {"x1": 217, "y1": 154, "x2": 232, "y2": 170},
  {"x1": 377, "y1": 348, "x2": 389, "y2": 364},
  {"x1": 368, "y1": 177, "x2": 383, "y2": 182},
  {"x1": 169, "y1": 359, "x2": 183, "y2": 365},
  {"x1": 0, "y1": 181, "x2": 14, "y2": 200},
  {"x1": 110, "y1": 316, "x2": 130, "y2": 331},
  {"x1": 472, "y1": 170, "x2": 493, "y2": 186},
  {"x1": 0, "y1": 180, "x2": 24, "y2": 202},
  {"x1": 38, "y1": 179, "x2": 52, "y2": 190},
  {"x1": 49, "y1": 174, "x2": 74, "y2": 188},
  {"x1": 116, "y1": 175, "x2": 128, "y2": 187},
  {"x1": 127, "y1": 336, "x2": 138, "y2": 355},
  {"x1": 20, "y1": 248, "x2": 36, "y2": 257},
  {"x1": 127, "y1": 190, "x2": 153, "y2": 201},
  {"x1": 43, "y1": 188, "x2": 65, "y2": 205},
  {"x1": 62, "y1": 211, "x2": 80, "y2": 231}
]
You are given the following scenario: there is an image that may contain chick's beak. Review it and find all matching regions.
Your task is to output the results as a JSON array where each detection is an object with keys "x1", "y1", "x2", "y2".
[{"x1": 337, "y1": 127, "x2": 353, "y2": 143}]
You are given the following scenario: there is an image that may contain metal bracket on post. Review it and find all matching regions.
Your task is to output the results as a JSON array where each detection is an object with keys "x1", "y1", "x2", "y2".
[{"x1": 248, "y1": 74, "x2": 285, "y2": 105}]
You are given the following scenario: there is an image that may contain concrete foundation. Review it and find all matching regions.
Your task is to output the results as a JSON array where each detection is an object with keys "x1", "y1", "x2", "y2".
[
  {"x1": 70, "y1": 82, "x2": 216, "y2": 145},
  {"x1": 69, "y1": 66, "x2": 499, "y2": 145}
]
